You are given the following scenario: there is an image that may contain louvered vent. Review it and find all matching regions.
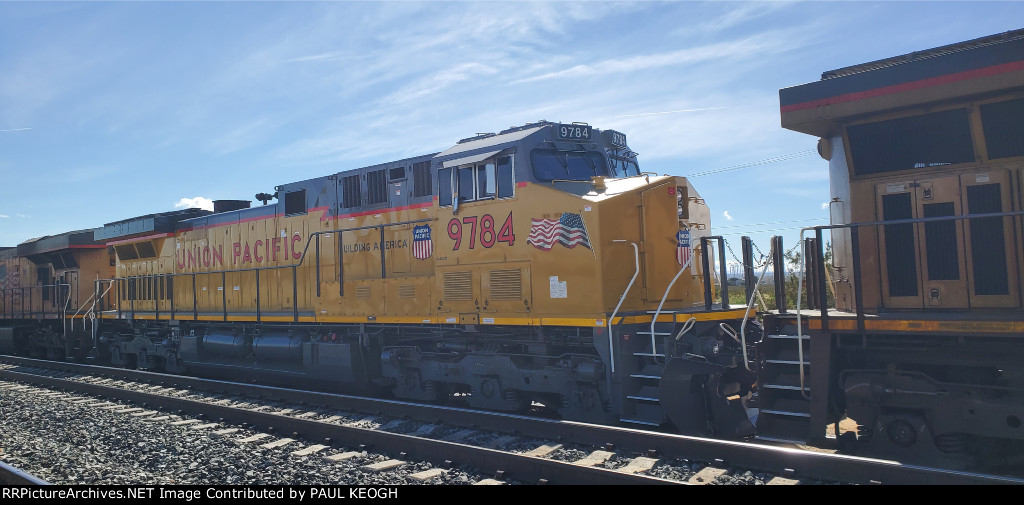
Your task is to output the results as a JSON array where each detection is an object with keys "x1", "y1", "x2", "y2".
[
  {"x1": 443, "y1": 271, "x2": 473, "y2": 301},
  {"x1": 489, "y1": 269, "x2": 521, "y2": 300},
  {"x1": 356, "y1": 286, "x2": 372, "y2": 299},
  {"x1": 399, "y1": 284, "x2": 416, "y2": 298}
]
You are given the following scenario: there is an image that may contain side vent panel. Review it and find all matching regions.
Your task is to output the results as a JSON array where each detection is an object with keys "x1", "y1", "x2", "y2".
[
  {"x1": 443, "y1": 271, "x2": 473, "y2": 301},
  {"x1": 399, "y1": 284, "x2": 416, "y2": 299},
  {"x1": 489, "y1": 269, "x2": 521, "y2": 300}
]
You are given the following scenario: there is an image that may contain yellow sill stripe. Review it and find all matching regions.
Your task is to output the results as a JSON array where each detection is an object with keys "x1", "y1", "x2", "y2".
[{"x1": 810, "y1": 318, "x2": 1024, "y2": 334}]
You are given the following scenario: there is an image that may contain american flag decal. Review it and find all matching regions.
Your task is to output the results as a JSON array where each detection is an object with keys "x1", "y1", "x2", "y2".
[
  {"x1": 527, "y1": 212, "x2": 591, "y2": 251},
  {"x1": 412, "y1": 224, "x2": 432, "y2": 260},
  {"x1": 676, "y1": 229, "x2": 691, "y2": 266}
]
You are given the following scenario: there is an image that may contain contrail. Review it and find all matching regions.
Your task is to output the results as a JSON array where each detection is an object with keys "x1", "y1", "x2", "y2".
[
  {"x1": 0, "y1": 128, "x2": 31, "y2": 133},
  {"x1": 614, "y1": 107, "x2": 729, "y2": 118}
]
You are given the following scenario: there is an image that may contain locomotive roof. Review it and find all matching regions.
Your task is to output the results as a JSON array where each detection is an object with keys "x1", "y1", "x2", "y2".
[
  {"x1": 780, "y1": 29, "x2": 1024, "y2": 137},
  {"x1": 17, "y1": 228, "x2": 102, "y2": 256},
  {"x1": 96, "y1": 208, "x2": 212, "y2": 241},
  {"x1": 436, "y1": 124, "x2": 545, "y2": 160}
]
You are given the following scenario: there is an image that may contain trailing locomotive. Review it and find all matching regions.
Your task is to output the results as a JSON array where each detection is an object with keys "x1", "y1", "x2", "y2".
[
  {"x1": 5, "y1": 29, "x2": 1020, "y2": 470},
  {"x1": 760, "y1": 29, "x2": 1024, "y2": 467},
  {"x1": 0, "y1": 120, "x2": 759, "y2": 438}
]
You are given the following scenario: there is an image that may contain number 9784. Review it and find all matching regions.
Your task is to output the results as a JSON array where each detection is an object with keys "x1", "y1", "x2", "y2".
[{"x1": 447, "y1": 213, "x2": 515, "y2": 250}]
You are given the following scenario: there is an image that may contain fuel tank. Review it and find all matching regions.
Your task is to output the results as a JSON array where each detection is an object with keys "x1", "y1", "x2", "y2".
[
  {"x1": 252, "y1": 331, "x2": 304, "y2": 363},
  {"x1": 201, "y1": 332, "x2": 251, "y2": 358}
]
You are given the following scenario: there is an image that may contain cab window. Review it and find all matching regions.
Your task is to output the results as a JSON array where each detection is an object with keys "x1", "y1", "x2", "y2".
[{"x1": 531, "y1": 149, "x2": 607, "y2": 181}]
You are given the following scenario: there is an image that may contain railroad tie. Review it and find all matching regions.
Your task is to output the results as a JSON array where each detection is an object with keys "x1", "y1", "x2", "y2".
[
  {"x1": 409, "y1": 468, "x2": 447, "y2": 482},
  {"x1": 523, "y1": 444, "x2": 561, "y2": 457},
  {"x1": 114, "y1": 407, "x2": 144, "y2": 414},
  {"x1": 363, "y1": 460, "x2": 405, "y2": 472},
  {"x1": 380, "y1": 420, "x2": 406, "y2": 430},
  {"x1": 767, "y1": 477, "x2": 800, "y2": 485},
  {"x1": 260, "y1": 438, "x2": 296, "y2": 449},
  {"x1": 473, "y1": 479, "x2": 505, "y2": 485},
  {"x1": 617, "y1": 457, "x2": 659, "y2": 474},
  {"x1": 274, "y1": 408, "x2": 296, "y2": 415},
  {"x1": 237, "y1": 433, "x2": 272, "y2": 443},
  {"x1": 212, "y1": 428, "x2": 240, "y2": 436},
  {"x1": 442, "y1": 429, "x2": 476, "y2": 442},
  {"x1": 573, "y1": 450, "x2": 615, "y2": 467},
  {"x1": 483, "y1": 435, "x2": 518, "y2": 449},
  {"x1": 291, "y1": 444, "x2": 330, "y2": 457},
  {"x1": 189, "y1": 423, "x2": 220, "y2": 430},
  {"x1": 170, "y1": 419, "x2": 202, "y2": 426},
  {"x1": 688, "y1": 467, "x2": 728, "y2": 485},
  {"x1": 295, "y1": 411, "x2": 319, "y2": 419},
  {"x1": 412, "y1": 424, "x2": 438, "y2": 436},
  {"x1": 145, "y1": 415, "x2": 173, "y2": 422},
  {"x1": 130, "y1": 410, "x2": 159, "y2": 417},
  {"x1": 324, "y1": 451, "x2": 363, "y2": 462}
]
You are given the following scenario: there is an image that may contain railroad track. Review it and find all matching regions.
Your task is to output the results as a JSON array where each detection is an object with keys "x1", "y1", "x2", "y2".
[
  {"x1": 0, "y1": 461, "x2": 48, "y2": 485},
  {"x1": 1, "y1": 355, "x2": 1020, "y2": 485}
]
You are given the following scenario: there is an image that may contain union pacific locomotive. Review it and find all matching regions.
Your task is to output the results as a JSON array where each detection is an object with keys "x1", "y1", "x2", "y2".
[
  {"x1": 3, "y1": 29, "x2": 1023, "y2": 470},
  {"x1": 0, "y1": 120, "x2": 759, "y2": 438},
  {"x1": 758, "y1": 29, "x2": 1024, "y2": 467}
]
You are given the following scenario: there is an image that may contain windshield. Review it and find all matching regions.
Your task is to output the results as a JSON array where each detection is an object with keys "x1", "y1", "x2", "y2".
[
  {"x1": 531, "y1": 149, "x2": 608, "y2": 181},
  {"x1": 609, "y1": 154, "x2": 640, "y2": 178}
]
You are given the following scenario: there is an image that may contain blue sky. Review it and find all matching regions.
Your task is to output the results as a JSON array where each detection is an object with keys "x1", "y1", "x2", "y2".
[{"x1": 1, "y1": 1, "x2": 1021, "y2": 265}]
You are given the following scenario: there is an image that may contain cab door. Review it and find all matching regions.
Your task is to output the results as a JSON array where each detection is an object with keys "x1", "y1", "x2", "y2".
[
  {"x1": 961, "y1": 170, "x2": 1019, "y2": 308},
  {"x1": 915, "y1": 176, "x2": 968, "y2": 308},
  {"x1": 876, "y1": 181, "x2": 923, "y2": 308}
]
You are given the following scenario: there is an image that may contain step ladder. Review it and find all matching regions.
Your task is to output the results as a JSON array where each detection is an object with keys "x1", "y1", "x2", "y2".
[
  {"x1": 619, "y1": 313, "x2": 675, "y2": 427},
  {"x1": 755, "y1": 332, "x2": 812, "y2": 444}
]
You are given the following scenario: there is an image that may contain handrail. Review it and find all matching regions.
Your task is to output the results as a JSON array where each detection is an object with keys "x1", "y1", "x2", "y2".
[
  {"x1": 607, "y1": 240, "x2": 640, "y2": 374},
  {"x1": 1, "y1": 283, "x2": 71, "y2": 320},
  {"x1": 793, "y1": 209, "x2": 1024, "y2": 398},
  {"x1": 95, "y1": 217, "x2": 437, "y2": 319},
  {"x1": 648, "y1": 246, "x2": 697, "y2": 361},
  {"x1": 738, "y1": 241, "x2": 773, "y2": 371}
]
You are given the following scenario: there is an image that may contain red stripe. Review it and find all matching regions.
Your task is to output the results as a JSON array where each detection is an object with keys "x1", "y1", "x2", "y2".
[
  {"x1": 781, "y1": 60, "x2": 1024, "y2": 113},
  {"x1": 516, "y1": 182, "x2": 529, "y2": 188},
  {"x1": 105, "y1": 232, "x2": 175, "y2": 246},
  {"x1": 336, "y1": 201, "x2": 434, "y2": 219}
]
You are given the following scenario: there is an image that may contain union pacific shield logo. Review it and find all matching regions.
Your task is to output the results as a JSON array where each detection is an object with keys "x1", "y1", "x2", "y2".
[
  {"x1": 676, "y1": 229, "x2": 691, "y2": 266},
  {"x1": 412, "y1": 224, "x2": 432, "y2": 260}
]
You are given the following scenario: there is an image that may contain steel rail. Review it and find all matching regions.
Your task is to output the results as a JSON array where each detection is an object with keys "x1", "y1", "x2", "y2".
[
  {"x1": 0, "y1": 460, "x2": 50, "y2": 485},
  {"x1": 0, "y1": 366, "x2": 675, "y2": 486},
  {"x1": 1, "y1": 355, "x2": 1021, "y2": 485}
]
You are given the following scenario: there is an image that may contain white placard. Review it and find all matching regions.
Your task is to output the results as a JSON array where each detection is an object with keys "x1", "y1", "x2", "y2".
[{"x1": 549, "y1": 276, "x2": 567, "y2": 299}]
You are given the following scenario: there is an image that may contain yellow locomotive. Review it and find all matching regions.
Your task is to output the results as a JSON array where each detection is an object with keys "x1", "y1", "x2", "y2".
[
  {"x1": 761, "y1": 29, "x2": 1024, "y2": 466},
  {"x1": 3, "y1": 120, "x2": 758, "y2": 437}
]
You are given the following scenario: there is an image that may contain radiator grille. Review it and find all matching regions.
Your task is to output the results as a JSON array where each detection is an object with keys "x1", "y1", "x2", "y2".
[
  {"x1": 399, "y1": 284, "x2": 416, "y2": 298},
  {"x1": 443, "y1": 271, "x2": 473, "y2": 301},
  {"x1": 489, "y1": 269, "x2": 521, "y2": 300},
  {"x1": 356, "y1": 285, "x2": 372, "y2": 299}
]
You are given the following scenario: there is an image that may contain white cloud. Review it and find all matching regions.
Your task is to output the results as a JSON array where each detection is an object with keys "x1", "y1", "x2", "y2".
[
  {"x1": 16, "y1": 213, "x2": 29, "y2": 218},
  {"x1": 511, "y1": 33, "x2": 797, "y2": 85},
  {"x1": 0, "y1": 214, "x2": 8, "y2": 218},
  {"x1": 174, "y1": 197, "x2": 214, "y2": 212},
  {"x1": 723, "y1": 211, "x2": 734, "y2": 221},
  {"x1": 822, "y1": 202, "x2": 830, "y2": 210}
]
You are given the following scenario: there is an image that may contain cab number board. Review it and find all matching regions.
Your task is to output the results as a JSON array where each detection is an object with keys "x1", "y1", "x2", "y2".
[{"x1": 557, "y1": 124, "x2": 591, "y2": 140}]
